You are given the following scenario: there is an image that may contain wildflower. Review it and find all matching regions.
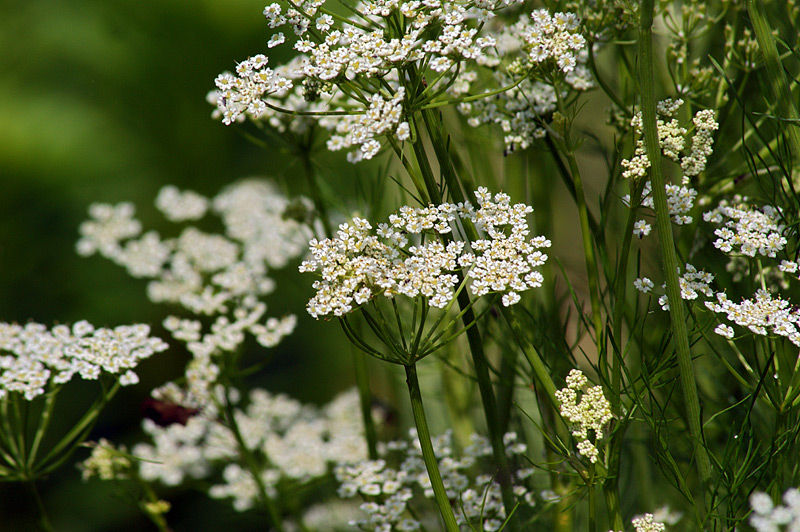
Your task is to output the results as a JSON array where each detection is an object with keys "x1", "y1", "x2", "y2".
[
  {"x1": 213, "y1": 55, "x2": 293, "y2": 125},
  {"x1": 748, "y1": 488, "x2": 800, "y2": 532},
  {"x1": 634, "y1": 220, "x2": 652, "y2": 237},
  {"x1": 336, "y1": 429, "x2": 531, "y2": 530},
  {"x1": 705, "y1": 289, "x2": 800, "y2": 346},
  {"x1": 0, "y1": 321, "x2": 168, "y2": 401},
  {"x1": 703, "y1": 196, "x2": 787, "y2": 258},
  {"x1": 455, "y1": 10, "x2": 593, "y2": 152},
  {"x1": 621, "y1": 100, "x2": 717, "y2": 225},
  {"x1": 631, "y1": 513, "x2": 666, "y2": 532},
  {"x1": 634, "y1": 277, "x2": 654, "y2": 293},
  {"x1": 78, "y1": 180, "x2": 308, "y2": 406},
  {"x1": 555, "y1": 369, "x2": 613, "y2": 463},
  {"x1": 80, "y1": 439, "x2": 132, "y2": 481},
  {"x1": 129, "y1": 387, "x2": 367, "y2": 506},
  {"x1": 714, "y1": 323, "x2": 734, "y2": 339},
  {"x1": 300, "y1": 189, "x2": 550, "y2": 318}
]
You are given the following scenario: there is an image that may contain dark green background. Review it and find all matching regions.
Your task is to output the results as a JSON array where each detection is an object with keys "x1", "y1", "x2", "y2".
[{"x1": 0, "y1": 1, "x2": 362, "y2": 530}]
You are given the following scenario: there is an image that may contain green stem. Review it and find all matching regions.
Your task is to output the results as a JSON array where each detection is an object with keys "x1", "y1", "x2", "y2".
[
  {"x1": 221, "y1": 388, "x2": 286, "y2": 532},
  {"x1": 639, "y1": 0, "x2": 714, "y2": 514},
  {"x1": 501, "y1": 308, "x2": 559, "y2": 404},
  {"x1": 569, "y1": 153, "x2": 604, "y2": 346},
  {"x1": 25, "y1": 481, "x2": 54, "y2": 532},
  {"x1": 746, "y1": 0, "x2": 800, "y2": 167},
  {"x1": 410, "y1": 122, "x2": 442, "y2": 203},
  {"x1": 133, "y1": 473, "x2": 174, "y2": 532},
  {"x1": 353, "y1": 350, "x2": 379, "y2": 459},
  {"x1": 552, "y1": 101, "x2": 604, "y2": 353},
  {"x1": 496, "y1": 345, "x2": 518, "y2": 437},
  {"x1": 602, "y1": 431, "x2": 625, "y2": 532},
  {"x1": 37, "y1": 379, "x2": 121, "y2": 476},
  {"x1": 409, "y1": 109, "x2": 516, "y2": 521},
  {"x1": 455, "y1": 287, "x2": 517, "y2": 521},
  {"x1": 0, "y1": 397, "x2": 22, "y2": 474},
  {"x1": 26, "y1": 386, "x2": 60, "y2": 471},
  {"x1": 588, "y1": 465, "x2": 597, "y2": 532},
  {"x1": 300, "y1": 147, "x2": 333, "y2": 237},
  {"x1": 404, "y1": 363, "x2": 460, "y2": 532}
]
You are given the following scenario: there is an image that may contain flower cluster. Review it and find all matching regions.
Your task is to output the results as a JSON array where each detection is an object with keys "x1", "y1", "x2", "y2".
[
  {"x1": 622, "y1": 98, "x2": 715, "y2": 179},
  {"x1": 0, "y1": 320, "x2": 168, "y2": 400},
  {"x1": 706, "y1": 289, "x2": 800, "y2": 346},
  {"x1": 647, "y1": 263, "x2": 715, "y2": 310},
  {"x1": 703, "y1": 196, "x2": 787, "y2": 258},
  {"x1": 335, "y1": 430, "x2": 534, "y2": 531},
  {"x1": 213, "y1": 54, "x2": 293, "y2": 125},
  {"x1": 209, "y1": 56, "x2": 329, "y2": 135},
  {"x1": 624, "y1": 181, "x2": 697, "y2": 238},
  {"x1": 78, "y1": 181, "x2": 311, "y2": 309},
  {"x1": 300, "y1": 188, "x2": 550, "y2": 318},
  {"x1": 81, "y1": 439, "x2": 133, "y2": 481},
  {"x1": 749, "y1": 487, "x2": 800, "y2": 532},
  {"x1": 122, "y1": 388, "x2": 367, "y2": 511},
  {"x1": 631, "y1": 513, "x2": 667, "y2": 532},
  {"x1": 78, "y1": 180, "x2": 308, "y2": 406},
  {"x1": 216, "y1": 0, "x2": 542, "y2": 161},
  {"x1": 265, "y1": 0, "x2": 508, "y2": 79},
  {"x1": 554, "y1": 369, "x2": 613, "y2": 463},
  {"x1": 621, "y1": 100, "x2": 717, "y2": 229},
  {"x1": 519, "y1": 10, "x2": 586, "y2": 73},
  {"x1": 326, "y1": 88, "x2": 408, "y2": 162},
  {"x1": 454, "y1": 10, "x2": 593, "y2": 151},
  {"x1": 162, "y1": 306, "x2": 297, "y2": 407}
]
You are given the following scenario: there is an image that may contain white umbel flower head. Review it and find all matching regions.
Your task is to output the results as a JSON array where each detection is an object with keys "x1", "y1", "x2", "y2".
[{"x1": 555, "y1": 369, "x2": 613, "y2": 463}]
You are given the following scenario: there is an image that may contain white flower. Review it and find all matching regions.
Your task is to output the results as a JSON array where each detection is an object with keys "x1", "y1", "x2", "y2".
[
  {"x1": 268, "y1": 32, "x2": 285, "y2": 48},
  {"x1": 300, "y1": 190, "x2": 549, "y2": 318},
  {"x1": 634, "y1": 277, "x2": 654, "y2": 293},
  {"x1": 634, "y1": 220, "x2": 652, "y2": 237},
  {"x1": 714, "y1": 324, "x2": 734, "y2": 339},
  {"x1": 555, "y1": 369, "x2": 613, "y2": 463},
  {"x1": 0, "y1": 321, "x2": 168, "y2": 400}
]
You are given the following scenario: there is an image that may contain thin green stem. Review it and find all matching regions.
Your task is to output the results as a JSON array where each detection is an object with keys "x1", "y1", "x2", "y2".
[
  {"x1": 221, "y1": 387, "x2": 286, "y2": 532},
  {"x1": 501, "y1": 308, "x2": 559, "y2": 404},
  {"x1": 552, "y1": 100, "x2": 604, "y2": 353},
  {"x1": 25, "y1": 481, "x2": 54, "y2": 532},
  {"x1": 37, "y1": 380, "x2": 121, "y2": 476},
  {"x1": 588, "y1": 465, "x2": 597, "y2": 532},
  {"x1": 404, "y1": 363, "x2": 460, "y2": 532},
  {"x1": 639, "y1": 0, "x2": 714, "y2": 518},
  {"x1": 413, "y1": 108, "x2": 516, "y2": 523},
  {"x1": 353, "y1": 350, "x2": 379, "y2": 460},
  {"x1": 300, "y1": 148, "x2": 333, "y2": 237},
  {"x1": 26, "y1": 386, "x2": 60, "y2": 471},
  {"x1": 603, "y1": 431, "x2": 625, "y2": 532},
  {"x1": 746, "y1": 0, "x2": 800, "y2": 167}
]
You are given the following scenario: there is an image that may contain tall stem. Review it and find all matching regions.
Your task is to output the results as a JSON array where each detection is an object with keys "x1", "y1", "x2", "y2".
[
  {"x1": 410, "y1": 111, "x2": 517, "y2": 521},
  {"x1": 404, "y1": 363, "x2": 460, "y2": 532},
  {"x1": 300, "y1": 147, "x2": 333, "y2": 237},
  {"x1": 603, "y1": 431, "x2": 625, "y2": 532},
  {"x1": 353, "y1": 350, "x2": 378, "y2": 459},
  {"x1": 588, "y1": 465, "x2": 597, "y2": 532},
  {"x1": 746, "y1": 0, "x2": 800, "y2": 168},
  {"x1": 638, "y1": 0, "x2": 714, "y2": 518},
  {"x1": 221, "y1": 388, "x2": 286, "y2": 532},
  {"x1": 552, "y1": 99, "x2": 604, "y2": 354},
  {"x1": 25, "y1": 481, "x2": 54, "y2": 532}
]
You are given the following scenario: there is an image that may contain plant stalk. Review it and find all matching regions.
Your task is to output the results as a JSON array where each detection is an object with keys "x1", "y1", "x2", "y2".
[
  {"x1": 405, "y1": 362, "x2": 460, "y2": 532},
  {"x1": 746, "y1": 0, "x2": 800, "y2": 169},
  {"x1": 638, "y1": 0, "x2": 714, "y2": 516}
]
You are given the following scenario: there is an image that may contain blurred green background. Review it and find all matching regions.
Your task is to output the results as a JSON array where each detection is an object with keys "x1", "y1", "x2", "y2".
[{"x1": 0, "y1": 1, "x2": 366, "y2": 530}]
